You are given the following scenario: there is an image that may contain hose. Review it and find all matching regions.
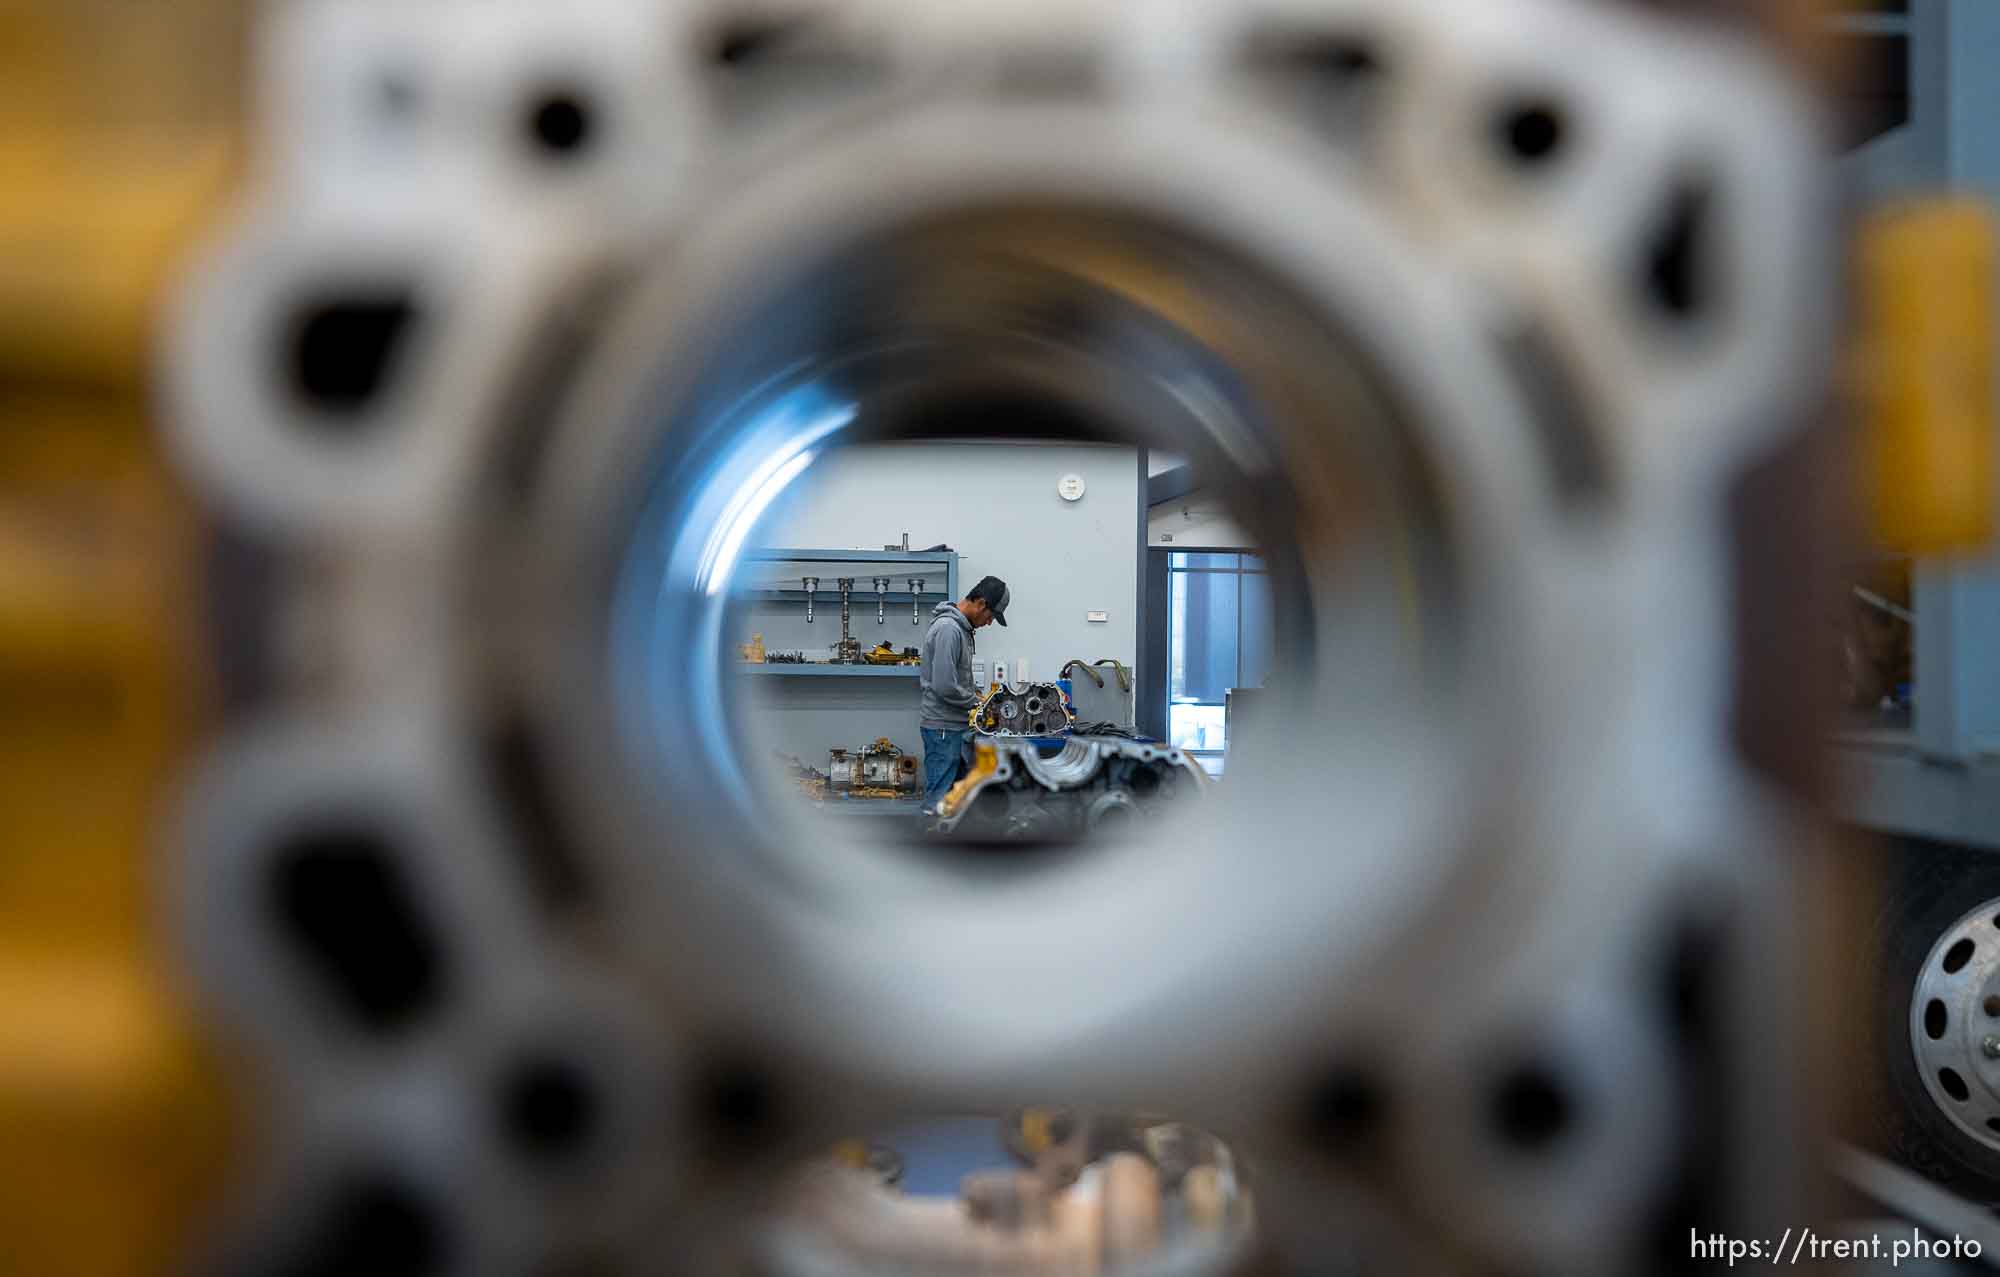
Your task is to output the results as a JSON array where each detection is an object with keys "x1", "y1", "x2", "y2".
[{"x1": 1060, "y1": 659, "x2": 1132, "y2": 692}]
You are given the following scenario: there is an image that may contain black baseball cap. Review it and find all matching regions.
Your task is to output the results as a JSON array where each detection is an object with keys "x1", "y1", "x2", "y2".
[{"x1": 968, "y1": 575, "x2": 1010, "y2": 626}]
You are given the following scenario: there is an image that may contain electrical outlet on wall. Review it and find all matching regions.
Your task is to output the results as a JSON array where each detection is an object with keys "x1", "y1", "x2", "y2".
[{"x1": 1087, "y1": 610, "x2": 1109, "y2": 623}]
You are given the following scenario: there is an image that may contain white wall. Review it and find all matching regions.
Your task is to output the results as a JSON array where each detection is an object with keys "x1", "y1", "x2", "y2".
[
  {"x1": 739, "y1": 441, "x2": 1138, "y2": 766},
  {"x1": 759, "y1": 441, "x2": 1138, "y2": 675},
  {"x1": 1146, "y1": 487, "x2": 1258, "y2": 550}
]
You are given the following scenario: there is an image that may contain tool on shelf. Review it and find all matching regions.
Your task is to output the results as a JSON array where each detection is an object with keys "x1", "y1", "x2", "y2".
[
  {"x1": 802, "y1": 576, "x2": 818, "y2": 624},
  {"x1": 864, "y1": 641, "x2": 922, "y2": 666},
  {"x1": 909, "y1": 577, "x2": 924, "y2": 625},
  {"x1": 873, "y1": 576, "x2": 891, "y2": 624},
  {"x1": 833, "y1": 578, "x2": 860, "y2": 663}
]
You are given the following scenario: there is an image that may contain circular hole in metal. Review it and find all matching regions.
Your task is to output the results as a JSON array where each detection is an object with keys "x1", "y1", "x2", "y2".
[
  {"x1": 289, "y1": 1170, "x2": 452, "y2": 1276},
  {"x1": 1306, "y1": 1065, "x2": 1386, "y2": 1150},
  {"x1": 1497, "y1": 99, "x2": 1565, "y2": 165},
  {"x1": 1491, "y1": 1064, "x2": 1573, "y2": 1153},
  {"x1": 1985, "y1": 995, "x2": 2000, "y2": 1018},
  {"x1": 1926, "y1": 998, "x2": 1950, "y2": 1040},
  {"x1": 498, "y1": 1052, "x2": 601, "y2": 1167},
  {"x1": 525, "y1": 89, "x2": 595, "y2": 157},
  {"x1": 511, "y1": 190, "x2": 1490, "y2": 1205},
  {"x1": 1945, "y1": 937, "x2": 1977, "y2": 975},
  {"x1": 265, "y1": 824, "x2": 446, "y2": 1037},
  {"x1": 698, "y1": 1058, "x2": 778, "y2": 1148},
  {"x1": 1940, "y1": 1067, "x2": 1972, "y2": 1103},
  {"x1": 1641, "y1": 176, "x2": 1716, "y2": 322},
  {"x1": 596, "y1": 199, "x2": 1460, "y2": 880},
  {"x1": 703, "y1": 340, "x2": 1385, "y2": 851},
  {"x1": 287, "y1": 292, "x2": 419, "y2": 424},
  {"x1": 504, "y1": 149, "x2": 1520, "y2": 1277}
]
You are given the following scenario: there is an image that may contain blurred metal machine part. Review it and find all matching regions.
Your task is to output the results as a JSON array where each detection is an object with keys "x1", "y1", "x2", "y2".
[
  {"x1": 158, "y1": 1, "x2": 1837, "y2": 1274},
  {"x1": 934, "y1": 737, "x2": 1207, "y2": 840},
  {"x1": 0, "y1": 4, "x2": 245, "y2": 1275},
  {"x1": 828, "y1": 739, "x2": 920, "y2": 794}
]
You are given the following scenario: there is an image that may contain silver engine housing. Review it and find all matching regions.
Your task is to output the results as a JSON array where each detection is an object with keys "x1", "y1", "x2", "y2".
[
  {"x1": 935, "y1": 735, "x2": 1208, "y2": 840},
  {"x1": 162, "y1": 1, "x2": 1833, "y2": 1273}
]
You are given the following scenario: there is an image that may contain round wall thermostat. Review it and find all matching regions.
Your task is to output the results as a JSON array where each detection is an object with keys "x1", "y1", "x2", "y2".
[{"x1": 1057, "y1": 473, "x2": 1086, "y2": 502}]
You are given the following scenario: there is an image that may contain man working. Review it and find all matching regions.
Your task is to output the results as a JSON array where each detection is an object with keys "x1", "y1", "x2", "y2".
[{"x1": 918, "y1": 575, "x2": 1010, "y2": 815}]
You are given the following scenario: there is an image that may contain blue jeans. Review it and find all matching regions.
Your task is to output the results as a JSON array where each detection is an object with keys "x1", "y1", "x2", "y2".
[{"x1": 921, "y1": 727, "x2": 969, "y2": 812}]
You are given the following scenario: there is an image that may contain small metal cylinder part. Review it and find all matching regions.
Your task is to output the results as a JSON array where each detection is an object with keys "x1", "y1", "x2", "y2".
[
  {"x1": 837, "y1": 578, "x2": 854, "y2": 637},
  {"x1": 874, "y1": 576, "x2": 891, "y2": 624},
  {"x1": 802, "y1": 576, "x2": 818, "y2": 624},
  {"x1": 828, "y1": 748, "x2": 855, "y2": 790},
  {"x1": 909, "y1": 577, "x2": 924, "y2": 624}
]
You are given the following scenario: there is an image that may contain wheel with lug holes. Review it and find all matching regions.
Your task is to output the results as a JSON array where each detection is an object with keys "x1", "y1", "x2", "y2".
[{"x1": 1864, "y1": 841, "x2": 2000, "y2": 1201}]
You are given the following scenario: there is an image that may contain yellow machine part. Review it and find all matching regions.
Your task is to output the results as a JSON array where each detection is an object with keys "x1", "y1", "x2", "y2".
[
  {"x1": 1017, "y1": 1106, "x2": 1059, "y2": 1155},
  {"x1": 1855, "y1": 199, "x2": 1998, "y2": 556},
  {"x1": 0, "y1": 3, "x2": 245, "y2": 1274},
  {"x1": 938, "y1": 742, "x2": 1000, "y2": 820}
]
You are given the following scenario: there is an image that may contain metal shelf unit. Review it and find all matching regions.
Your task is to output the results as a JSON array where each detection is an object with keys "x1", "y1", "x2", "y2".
[
  {"x1": 736, "y1": 546, "x2": 958, "y2": 679},
  {"x1": 738, "y1": 664, "x2": 920, "y2": 677},
  {"x1": 1827, "y1": 2, "x2": 2000, "y2": 850}
]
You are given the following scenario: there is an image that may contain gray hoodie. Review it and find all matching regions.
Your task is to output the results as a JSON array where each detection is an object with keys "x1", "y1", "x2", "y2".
[{"x1": 919, "y1": 600, "x2": 979, "y2": 728}]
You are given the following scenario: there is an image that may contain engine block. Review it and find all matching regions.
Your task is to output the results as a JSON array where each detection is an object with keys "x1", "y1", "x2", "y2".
[
  {"x1": 936, "y1": 735, "x2": 1208, "y2": 840},
  {"x1": 154, "y1": 0, "x2": 1835, "y2": 1272},
  {"x1": 971, "y1": 681, "x2": 1078, "y2": 737}
]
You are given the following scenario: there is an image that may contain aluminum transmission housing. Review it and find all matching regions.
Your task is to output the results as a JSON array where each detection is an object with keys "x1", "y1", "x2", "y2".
[{"x1": 162, "y1": 1, "x2": 1832, "y2": 1273}]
